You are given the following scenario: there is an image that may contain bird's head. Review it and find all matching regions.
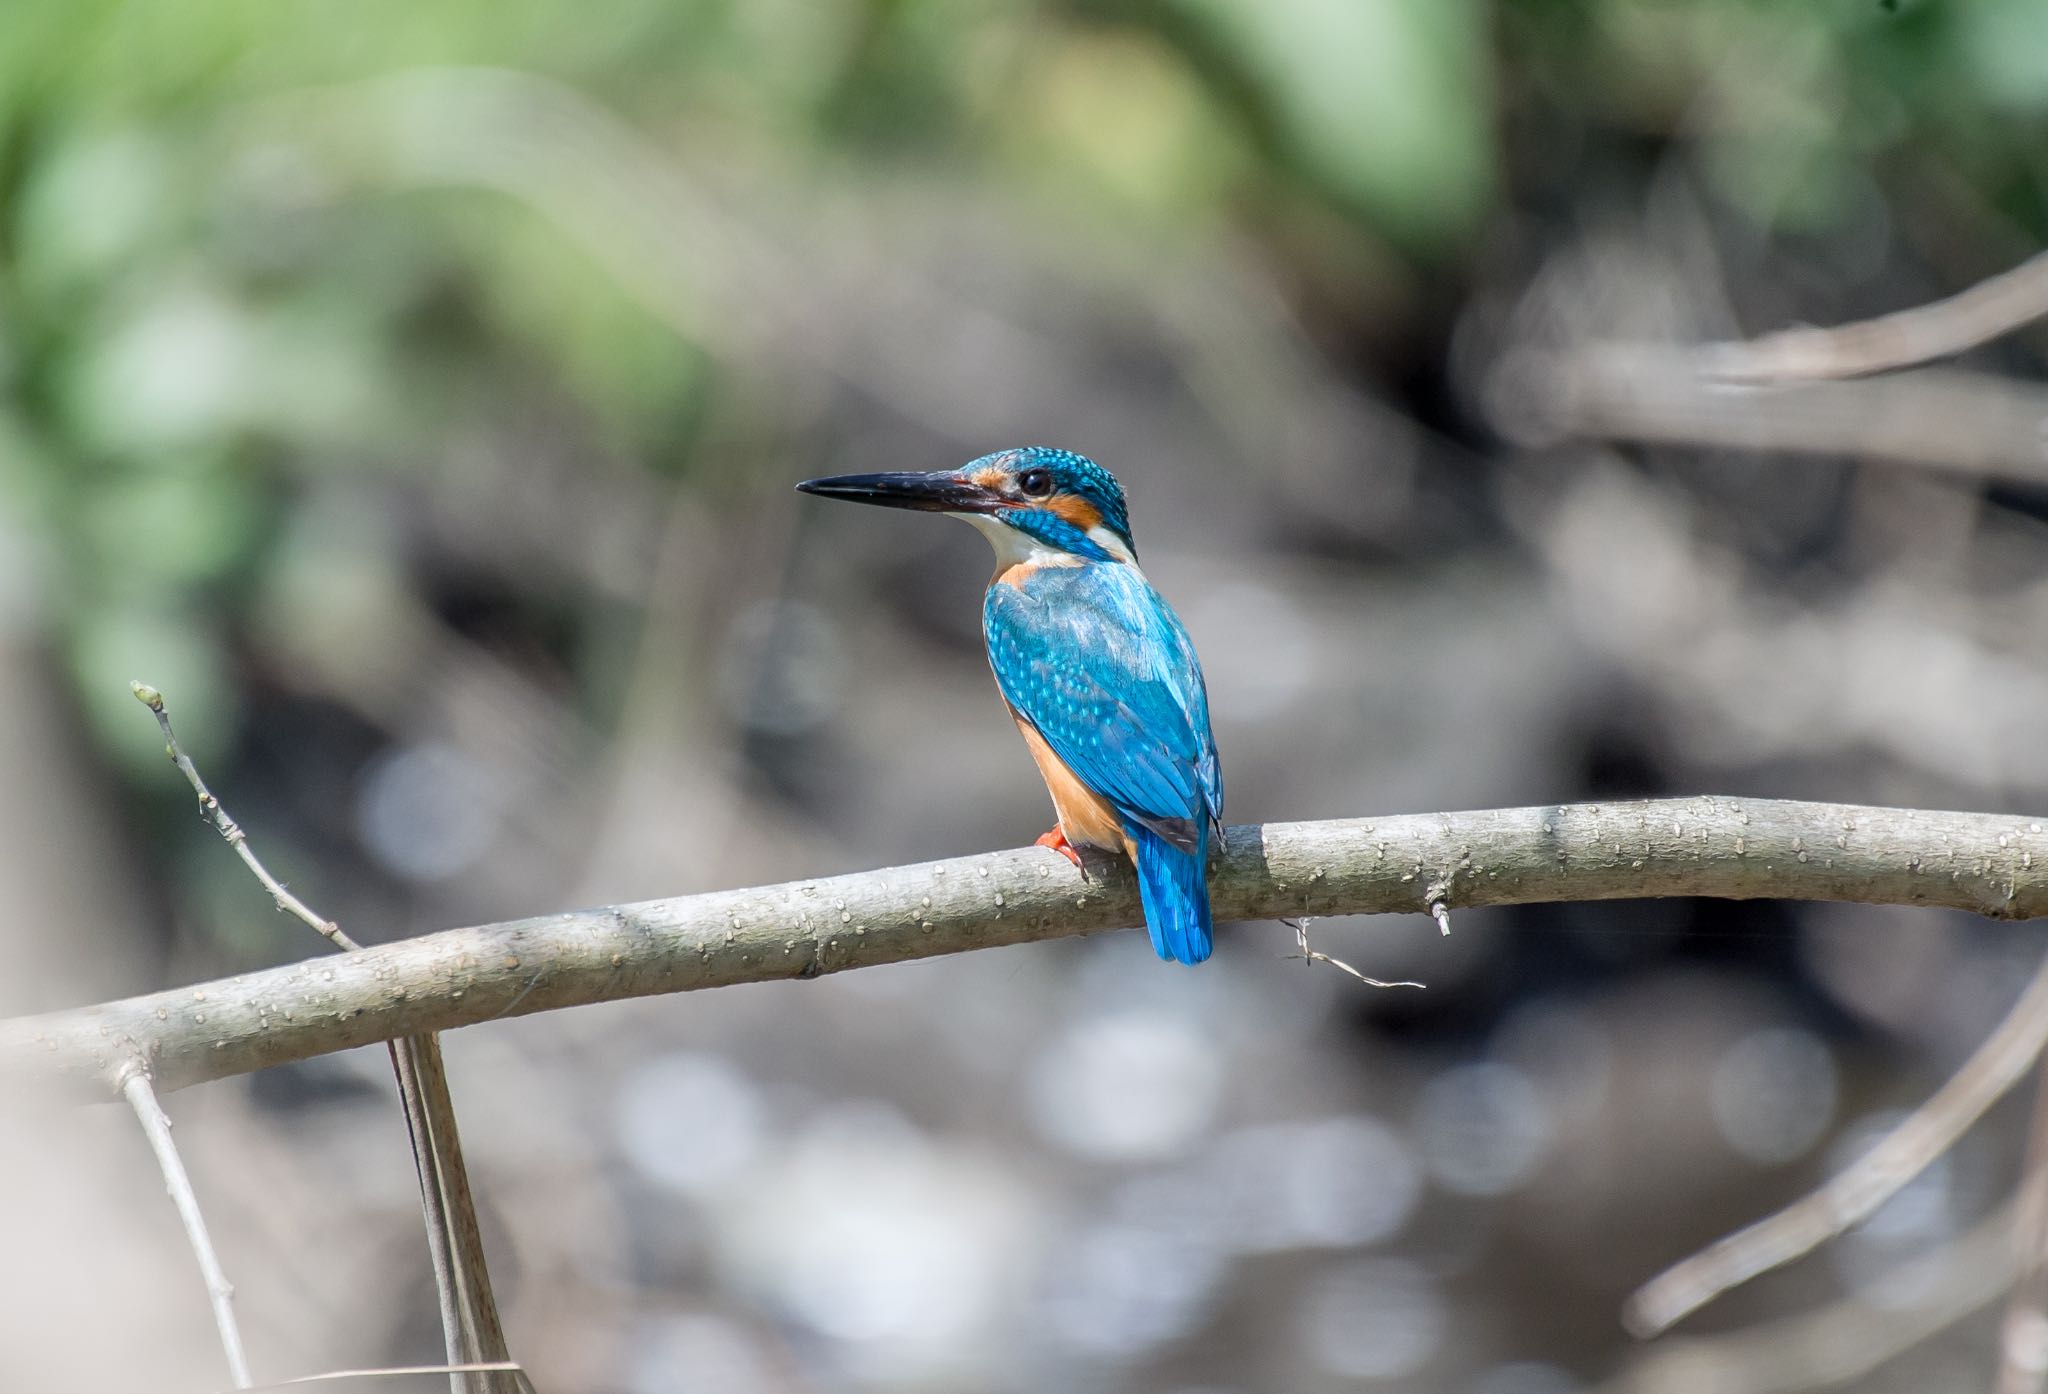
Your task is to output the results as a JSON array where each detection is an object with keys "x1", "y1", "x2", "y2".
[{"x1": 797, "y1": 446, "x2": 1136, "y2": 566}]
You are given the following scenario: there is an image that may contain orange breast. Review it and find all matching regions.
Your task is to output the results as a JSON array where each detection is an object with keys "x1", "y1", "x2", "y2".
[{"x1": 1013, "y1": 714, "x2": 1130, "y2": 855}]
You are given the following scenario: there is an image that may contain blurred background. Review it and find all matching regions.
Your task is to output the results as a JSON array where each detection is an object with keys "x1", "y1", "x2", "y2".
[{"x1": 4, "y1": 0, "x2": 2047, "y2": 1390}]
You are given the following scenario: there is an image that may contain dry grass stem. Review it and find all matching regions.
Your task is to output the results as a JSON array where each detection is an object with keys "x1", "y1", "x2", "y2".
[
  {"x1": 247, "y1": 1359, "x2": 532, "y2": 1389},
  {"x1": 1282, "y1": 918, "x2": 1425, "y2": 990}
]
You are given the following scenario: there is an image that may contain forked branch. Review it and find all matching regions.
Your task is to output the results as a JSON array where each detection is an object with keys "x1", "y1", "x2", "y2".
[{"x1": 130, "y1": 684, "x2": 515, "y2": 1394}]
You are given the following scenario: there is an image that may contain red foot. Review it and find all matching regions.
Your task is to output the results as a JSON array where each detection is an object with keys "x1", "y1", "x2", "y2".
[{"x1": 1035, "y1": 825, "x2": 1085, "y2": 870}]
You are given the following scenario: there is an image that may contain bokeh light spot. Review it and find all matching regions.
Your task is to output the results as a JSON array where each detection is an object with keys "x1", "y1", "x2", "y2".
[
  {"x1": 1416, "y1": 1062, "x2": 1553, "y2": 1197},
  {"x1": 355, "y1": 739, "x2": 509, "y2": 882},
  {"x1": 1027, "y1": 1012, "x2": 1223, "y2": 1162},
  {"x1": 1709, "y1": 1026, "x2": 1837, "y2": 1164},
  {"x1": 1299, "y1": 1258, "x2": 1448, "y2": 1380},
  {"x1": 615, "y1": 1053, "x2": 765, "y2": 1197}
]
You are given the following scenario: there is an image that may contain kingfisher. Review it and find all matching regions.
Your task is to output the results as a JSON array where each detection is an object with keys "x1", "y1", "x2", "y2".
[{"x1": 797, "y1": 447, "x2": 1223, "y2": 964}]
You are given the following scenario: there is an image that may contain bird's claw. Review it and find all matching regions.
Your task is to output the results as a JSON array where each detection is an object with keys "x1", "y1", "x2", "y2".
[{"x1": 1035, "y1": 826, "x2": 1085, "y2": 871}]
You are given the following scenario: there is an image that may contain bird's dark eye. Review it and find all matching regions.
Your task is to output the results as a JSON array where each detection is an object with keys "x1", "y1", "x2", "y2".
[{"x1": 1018, "y1": 467, "x2": 1054, "y2": 498}]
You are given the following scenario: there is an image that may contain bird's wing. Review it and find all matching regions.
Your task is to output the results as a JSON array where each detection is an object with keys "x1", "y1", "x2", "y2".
[{"x1": 984, "y1": 562, "x2": 1221, "y2": 848}]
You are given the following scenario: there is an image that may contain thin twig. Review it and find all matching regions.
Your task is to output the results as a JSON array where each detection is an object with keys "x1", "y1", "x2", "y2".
[
  {"x1": 1998, "y1": 1057, "x2": 2048, "y2": 1394},
  {"x1": 13, "y1": 796, "x2": 2048, "y2": 1098},
  {"x1": 1424, "y1": 882, "x2": 1453, "y2": 936},
  {"x1": 131, "y1": 683, "x2": 360, "y2": 953},
  {"x1": 1627, "y1": 950, "x2": 2048, "y2": 1337},
  {"x1": 123, "y1": 1067, "x2": 253, "y2": 1389},
  {"x1": 131, "y1": 684, "x2": 514, "y2": 1394},
  {"x1": 1695, "y1": 248, "x2": 2048, "y2": 384},
  {"x1": 1281, "y1": 918, "x2": 1424, "y2": 990}
]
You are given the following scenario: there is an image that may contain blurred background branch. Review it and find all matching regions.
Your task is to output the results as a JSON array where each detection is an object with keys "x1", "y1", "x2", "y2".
[
  {"x1": 1489, "y1": 354, "x2": 2048, "y2": 483},
  {"x1": 1629, "y1": 952, "x2": 2048, "y2": 1336},
  {"x1": 1997, "y1": 1065, "x2": 2048, "y2": 1394},
  {"x1": 1694, "y1": 249, "x2": 2048, "y2": 384},
  {"x1": 1602, "y1": 1203, "x2": 2015, "y2": 1394}
]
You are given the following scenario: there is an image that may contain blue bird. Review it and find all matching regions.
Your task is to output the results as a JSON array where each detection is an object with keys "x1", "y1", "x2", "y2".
[{"x1": 797, "y1": 447, "x2": 1224, "y2": 964}]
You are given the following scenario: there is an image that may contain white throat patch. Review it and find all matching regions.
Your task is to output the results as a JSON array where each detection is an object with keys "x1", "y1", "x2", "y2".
[{"x1": 953, "y1": 513, "x2": 1138, "y2": 570}]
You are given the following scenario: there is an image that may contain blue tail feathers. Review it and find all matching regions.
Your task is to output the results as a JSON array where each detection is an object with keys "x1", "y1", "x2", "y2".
[{"x1": 1126, "y1": 820, "x2": 1213, "y2": 965}]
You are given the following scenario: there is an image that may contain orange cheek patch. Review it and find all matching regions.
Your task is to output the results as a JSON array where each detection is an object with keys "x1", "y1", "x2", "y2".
[
  {"x1": 1045, "y1": 495, "x2": 1103, "y2": 532},
  {"x1": 970, "y1": 468, "x2": 1009, "y2": 493}
]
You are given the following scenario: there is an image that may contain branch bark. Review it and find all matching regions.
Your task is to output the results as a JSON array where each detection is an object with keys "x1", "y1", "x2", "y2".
[{"x1": 10, "y1": 796, "x2": 2048, "y2": 1099}]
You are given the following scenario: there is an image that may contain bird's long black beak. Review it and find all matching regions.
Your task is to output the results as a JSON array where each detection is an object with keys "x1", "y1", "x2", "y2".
[{"x1": 795, "y1": 470, "x2": 1005, "y2": 514}]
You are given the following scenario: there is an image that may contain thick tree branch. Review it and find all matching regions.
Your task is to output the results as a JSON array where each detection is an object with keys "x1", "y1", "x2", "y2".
[{"x1": 9, "y1": 796, "x2": 2048, "y2": 1099}]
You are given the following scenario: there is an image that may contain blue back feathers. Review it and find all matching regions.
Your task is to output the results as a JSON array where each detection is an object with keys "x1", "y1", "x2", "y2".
[{"x1": 983, "y1": 552, "x2": 1223, "y2": 964}]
